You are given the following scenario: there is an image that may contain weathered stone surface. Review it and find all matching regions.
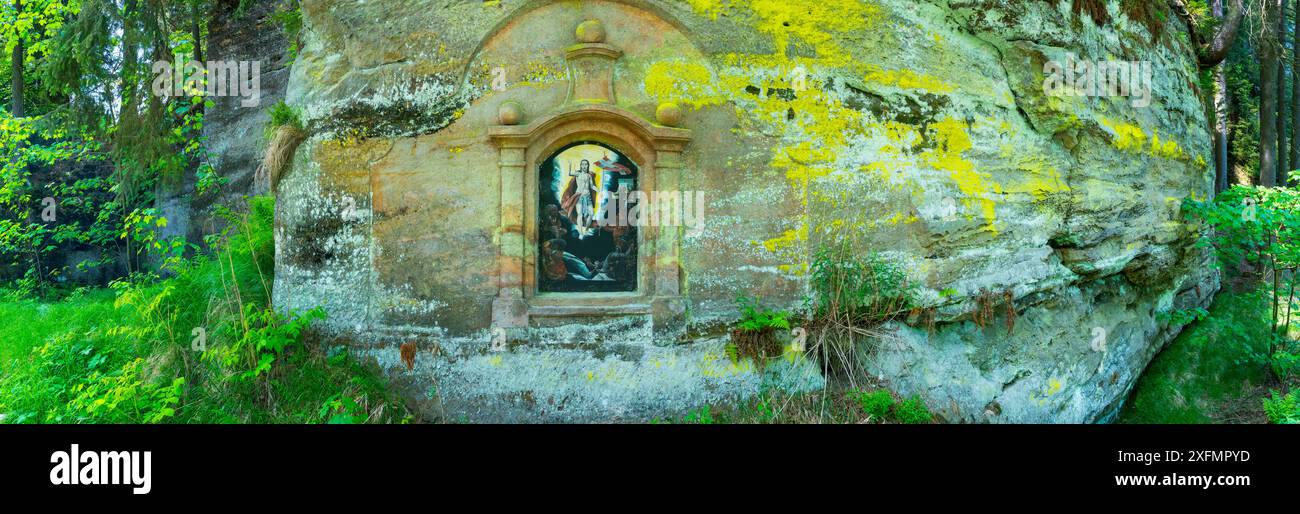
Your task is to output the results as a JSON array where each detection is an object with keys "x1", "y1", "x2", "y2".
[
  {"x1": 161, "y1": 0, "x2": 292, "y2": 246},
  {"x1": 275, "y1": 0, "x2": 1218, "y2": 422}
]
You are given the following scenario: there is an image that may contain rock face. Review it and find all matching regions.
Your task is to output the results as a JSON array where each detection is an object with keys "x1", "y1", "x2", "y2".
[
  {"x1": 160, "y1": 0, "x2": 291, "y2": 246},
  {"x1": 275, "y1": 0, "x2": 1218, "y2": 422}
]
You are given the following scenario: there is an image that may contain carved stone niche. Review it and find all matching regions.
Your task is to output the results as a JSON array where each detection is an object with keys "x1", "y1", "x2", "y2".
[{"x1": 488, "y1": 19, "x2": 691, "y2": 337}]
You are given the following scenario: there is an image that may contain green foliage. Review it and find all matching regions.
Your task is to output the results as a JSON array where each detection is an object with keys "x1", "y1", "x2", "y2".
[
  {"x1": 1262, "y1": 389, "x2": 1300, "y2": 424},
  {"x1": 675, "y1": 388, "x2": 929, "y2": 424},
  {"x1": 684, "y1": 405, "x2": 715, "y2": 424},
  {"x1": 1183, "y1": 186, "x2": 1300, "y2": 382},
  {"x1": 850, "y1": 389, "x2": 894, "y2": 420},
  {"x1": 67, "y1": 359, "x2": 184, "y2": 424},
  {"x1": 0, "y1": 197, "x2": 409, "y2": 424},
  {"x1": 1157, "y1": 307, "x2": 1209, "y2": 328},
  {"x1": 893, "y1": 395, "x2": 933, "y2": 424},
  {"x1": 809, "y1": 242, "x2": 915, "y2": 322},
  {"x1": 272, "y1": 2, "x2": 303, "y2": 64},
  {"x1": 1121, "y1": 291, "x2": 1276, "y2": 423},
  {"x1": 265, "y1": 100, "x2": 304, "y2": 141},
  {"x1": 734, "y1": 294, "x2": 791, "y2": 332}
]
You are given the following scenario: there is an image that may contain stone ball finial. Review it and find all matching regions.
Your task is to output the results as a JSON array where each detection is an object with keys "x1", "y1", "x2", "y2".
[
  {"x1": 498, "y1": 101, "x2": 524, "y2": 126},
  {"x1": 655, "y1": 102, "x2": 683, "y2": 127},
  {"x1": 576, "y1": 19, "x2": 606, "y2": 43}
]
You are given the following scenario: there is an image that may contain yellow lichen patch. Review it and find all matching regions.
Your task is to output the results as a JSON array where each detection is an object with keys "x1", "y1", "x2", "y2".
[
  {"x1": 1149, "y1": 131, "x2": 1186, "y2": 160},
  {"x1": 759, "y1": 225, "x2": 807, "y2": 253},
  {"x1": 998, "y1": 148, "x2": 1070, "y2": 199},
  {"x1": 688, "y1": 0, "x2": 726, "y2": 20},
  {"x1": 693, "y1": 1, "x2": 881, "y2": 65},
  {"x1": 863, "y1": 65, "x2": 955, "y2": 93},
  {"x1": 642, "y1": 60, "x2": 734, "y2": 108},
  {"x1": 749, "y1": 0, "x2": 881, "y2": 65},
  {"x1": 1100, "y1": 118, "x2": 1193, "y2": 162},
  {"x1": 700, "y1": 351, "x2": 755, "y2": 378},
  {"x1": 922, "y1": 117, "x2": 999, "y2": 232},
  {"x1": 1099, "y1": 118, "x2": 1148, "y2": 153},
  {"x1": 879, "y1": 121, "x2": 921, "y2": 155},
  {"x1": 516, "y1": 60, "x2": 568, "y2": 89}
]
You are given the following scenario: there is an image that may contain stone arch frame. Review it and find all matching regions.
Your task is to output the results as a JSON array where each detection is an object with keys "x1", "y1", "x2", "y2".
[{"x1": 489, "y1": 103, "x2": 690, "y2": 332}]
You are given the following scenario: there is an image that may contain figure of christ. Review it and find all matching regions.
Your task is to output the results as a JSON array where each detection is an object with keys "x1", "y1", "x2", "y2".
[{"x1": 566, "y1": 159, "x2": 597, "y2": 237}]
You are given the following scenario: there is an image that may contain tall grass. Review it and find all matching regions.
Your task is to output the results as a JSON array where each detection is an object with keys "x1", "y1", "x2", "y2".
[
  {"x1": 806, "y1": 242, "x2": 915, "y2": 389},
  {"x1": 0, "y1": 197, "x2": 408, "y2": 424}
]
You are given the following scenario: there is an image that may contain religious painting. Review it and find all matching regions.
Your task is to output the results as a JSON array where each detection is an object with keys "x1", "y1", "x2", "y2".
[{"x1": 538, "y1": 142, "x2": 639, "y2": 293}]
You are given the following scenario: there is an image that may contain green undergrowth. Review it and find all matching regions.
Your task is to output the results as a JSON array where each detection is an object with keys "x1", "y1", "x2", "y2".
[
  {"x1": 663, "y1": 388, "x2": 933, "y2": 424},
  {"x1": 1120, "y1": 290, "x2": 1275, "y2": 423},
  {"x1": 0, "y1": 197, "x2": 409, "y2": 424}
]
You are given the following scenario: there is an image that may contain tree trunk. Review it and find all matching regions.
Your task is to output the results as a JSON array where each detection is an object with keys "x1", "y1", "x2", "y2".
[
  {"x1": 1292, "y1": 0, "x2": 1300, "y2": 186},
  {"x1": 1198, "y1": 0, "x2": 1247, "y2": 67},
  {"x1": 1262, "y1": 0, "x2": 1282, "y2": 188},
  {"x1": 190, "y1": 0, "x2": 203, "y2": 63},
  {"x1": 1280, "y1": 1, "x2": 1291, "y2": 180},
  {"x1": 9, "y1": 0, "x2": 23, "y2": 118},
  {"x1": 1215, "y1": 0, "x2": 1231, "y2": 193}
]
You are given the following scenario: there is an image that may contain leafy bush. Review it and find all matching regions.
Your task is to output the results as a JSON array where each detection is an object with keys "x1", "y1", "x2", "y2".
[
  {"x1": 809, "y1": 243, "x2": 915, "y2": 321},
  {"x1": 1183, "y1": 186, "x2": 1299, "y2": 350},
  {"x1": 67, "y1": 359, "x2": 184, "y2": 424}
]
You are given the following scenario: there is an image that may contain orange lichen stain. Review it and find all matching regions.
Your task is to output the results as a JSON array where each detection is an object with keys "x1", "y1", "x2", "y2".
[{"x1": 921, "y1": 117, "x2": 1000, "y2": 233}]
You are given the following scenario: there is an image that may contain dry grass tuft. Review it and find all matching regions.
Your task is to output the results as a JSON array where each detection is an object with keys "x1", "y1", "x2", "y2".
[{"x1": 263, "y1": 124, "x2": 306, "y2": 192}]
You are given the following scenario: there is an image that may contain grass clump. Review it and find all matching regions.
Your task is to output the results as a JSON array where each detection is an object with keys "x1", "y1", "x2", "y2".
[{"x1": 805, "y1": 241, "x2": 916, "y2": 388}]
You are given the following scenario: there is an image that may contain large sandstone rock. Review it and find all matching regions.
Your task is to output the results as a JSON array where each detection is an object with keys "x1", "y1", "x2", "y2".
[{"x1": 274, "y1": 0, "x2": 1218, "y2": 422}]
